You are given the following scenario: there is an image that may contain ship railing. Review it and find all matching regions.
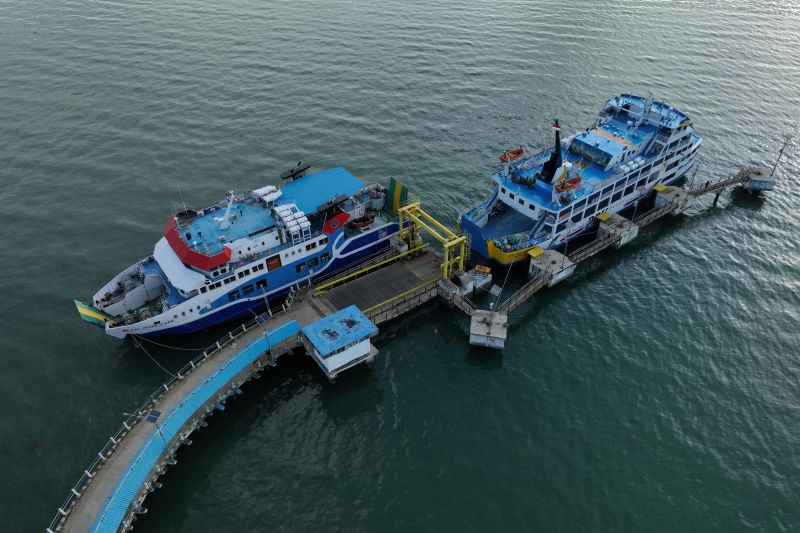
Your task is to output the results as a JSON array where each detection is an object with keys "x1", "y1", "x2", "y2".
[{"x1": 47, "y1": 300, "x2": 292, "y2": 533}]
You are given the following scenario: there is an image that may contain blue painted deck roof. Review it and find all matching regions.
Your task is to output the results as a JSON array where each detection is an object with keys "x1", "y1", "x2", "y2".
[
  {"x1": 281, "y1": 167, "x2": 365, "y2": 215},
  {"x1": 92, "y1": 320, "x2": 301, "y2": 532},
  {"x1": 301, "y1": 305, "x2": 378, "y2": 357},
  {"x1": 182, "y1": 198, "x2": 277, "y2": 256}
]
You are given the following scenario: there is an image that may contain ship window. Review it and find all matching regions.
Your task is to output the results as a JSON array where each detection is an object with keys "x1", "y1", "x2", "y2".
[
  {"x1": 212, "y1": 270, "x2": 219, "y2": 277},
  {"x1": 237, "y1": 271, "x2": 245, "y2": 279},
  {"x1": 625, "y1": 185, "x2": 635, "y2": 195},
  {"x1": 228, "y1": 291, "x2": 240, "y2": 302},
  {"x1": 501, "y1": 187, "x2": 507, "y2": 194},
  {"x1": 557, "y1": 223, "x2": 567, "y2": 233},
  {"x1": 518, "y1": 198, "x2": 524, "y2": 206},
  {"x1": 585, "y1": 205, "x2": 597, "y2": 217},
  {"x1": 306, "y1": 242, "x2": 317, "y2": 251},
  {"x1": 200, "y1": 287, "x2": 207, "y2": 294},
  {"x1": 638, "y1": 178, "x2": 647, "y2": 187},
  {"x1": 571, "y1": 213, "x2": 582, "y2": 223},
  {"x1": 603, "y1": 185, "x2": 613, "y2": 194},
  {"x1": 242, "y1": 285, "x2": 254, "y2": 295},
  {"x1": 308, "y1": 257, "x2": 319, "y2": 267},
  {"x1": 213, "y1": 282, "x2": 221, "y2": 288},
  {"x1": 220, "y1": 268, "x2": 227, "y2": 273},
  {"x1": 256, "y1": 279, "x2": 267, "y2": 289},
  {"x1": 528, "y1": 202, "x2": 536, "y2": 211},
  {"x1": 574, "y1": 198, "x2": 587, "y2": 209},
  {"x1": 589, "y1": 192, "x2": 601, "y2": 203},
  {"x1": 509, "y1": 193, "x2": 515, "y2": 200},
  {"x1": 542, "y1": 224, "x2": 553, "y2": 234},
  {"x1": 320, "y1": 236, "x2": 328, "y2": 245},
  {"x1": 185, "y1": 232, "x2": 192, "y2": 240},
  {"x1": 321, "y1": 253, "x2": 330, "y2": 262},
  {"x1": 296, "y1": 263, "x2": 307, "y2": 273},
  {"x1": 612, "y1": 191, "x2": 623, "y2": 202},
  {"x1": 598, "y1": 198, "x2": 610, "y2": 210}
]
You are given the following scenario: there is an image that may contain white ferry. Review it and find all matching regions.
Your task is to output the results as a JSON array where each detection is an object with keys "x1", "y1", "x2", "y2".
[
  {"x1": 460, "y1": 94, "x2": 701, "y2": 264},
  {"x1": 76, "y1": 164, "x2": 397, "y2": 338}
]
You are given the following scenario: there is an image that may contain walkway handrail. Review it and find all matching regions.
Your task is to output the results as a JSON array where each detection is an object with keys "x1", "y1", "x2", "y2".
[
  {"x1": 46, "y1": 301, "x2": 290, "y2": 533},
  {"x1": 313, "y1": 243, "x2": 429, "y2": 295}
]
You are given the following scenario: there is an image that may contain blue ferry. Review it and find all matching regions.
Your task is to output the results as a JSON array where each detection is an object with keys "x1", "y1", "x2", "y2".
[
  {"x1": 460, "y1": 94, "x2": 701, "y2": 264},
  {"x1": 77, "y1": 164, "x2": 397, "y2": 338}
]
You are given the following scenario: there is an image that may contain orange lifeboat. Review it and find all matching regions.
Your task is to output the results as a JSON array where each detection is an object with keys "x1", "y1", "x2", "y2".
[
  {"x1": 554, "y1": 175, "x2": 582, "y2": 193},
  {"x1": 499, "y1": 147, "x2": 525, "y2": 163}
]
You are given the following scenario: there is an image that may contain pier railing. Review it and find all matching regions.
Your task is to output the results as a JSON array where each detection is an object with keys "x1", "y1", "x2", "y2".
[
  {"x1": 363, "y1": 277, "x2": 440, "y2": 324},
  {"x1": 496, "y1": 273, "x2": 552, "y2": 314},
  {"x1": 47, "y1": 302, "x2": 291, "y2": 533}
]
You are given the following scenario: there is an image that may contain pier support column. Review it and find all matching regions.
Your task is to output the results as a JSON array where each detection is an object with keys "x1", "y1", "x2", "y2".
[
  {"x1": 528, "y1": 248, "x2": 575, "y2": 287},
  {"x1": 741, "y1": 166, "x2": 776, "y2": 192},
  {"x1": 469, "y1": 310, "x2": 508, "y2": 349},
  {"x1": 654, "y1": 184, "x2": 689, "y2": 215},
  {"x1": 597, "y1": 213, "x2": 639, "y2": 248}
]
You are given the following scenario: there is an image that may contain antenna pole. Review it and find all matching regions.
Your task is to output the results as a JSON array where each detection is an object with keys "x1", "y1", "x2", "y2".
[{"x1": 771, "y1": 135, "x2": 791, "y2": 177}]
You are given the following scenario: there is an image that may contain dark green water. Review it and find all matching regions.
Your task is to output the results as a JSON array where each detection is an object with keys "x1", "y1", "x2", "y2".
[{"x1": 2, "y1": 0, "x2": 799, "y2": 530}]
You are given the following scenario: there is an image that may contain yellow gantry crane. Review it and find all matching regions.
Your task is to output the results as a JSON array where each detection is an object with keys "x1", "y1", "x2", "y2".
[{"x1": 397, "y1": 201, "x2": 468, "y2": 279}]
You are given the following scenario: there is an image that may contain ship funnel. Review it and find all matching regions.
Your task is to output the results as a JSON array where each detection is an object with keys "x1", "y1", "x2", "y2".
[{"x1": 539, "y1": 119, "x2": 563, "y2": 184}]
